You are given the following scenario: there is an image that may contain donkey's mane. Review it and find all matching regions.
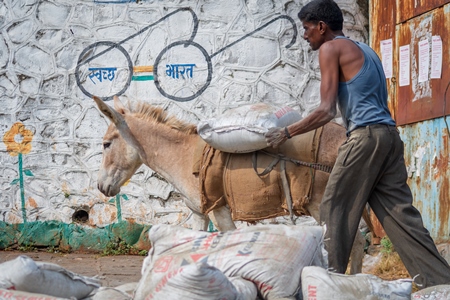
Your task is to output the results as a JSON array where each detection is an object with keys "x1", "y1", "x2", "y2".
[{"x1": 130, "y1": 101, "x2": 197, "y2": 134}]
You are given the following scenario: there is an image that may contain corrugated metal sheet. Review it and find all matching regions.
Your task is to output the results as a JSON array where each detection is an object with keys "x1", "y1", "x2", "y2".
[
  {"x1": 369, "y1": 0, "x2": 397, "y2": 118},
  {"x1": 397, "y1": 0, "x2": 450, "y2": 23},
  {"x1": 396, "y1": 5, "x2": 450, "y2": 125}
]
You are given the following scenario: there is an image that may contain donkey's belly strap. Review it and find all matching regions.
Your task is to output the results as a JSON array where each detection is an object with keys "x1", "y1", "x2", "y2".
[{"x1": 254, "y1": 150, "x2": 333, "y2": 174}]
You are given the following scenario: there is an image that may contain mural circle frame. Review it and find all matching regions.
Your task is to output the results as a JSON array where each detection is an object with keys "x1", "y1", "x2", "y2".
[
  {"x1": 153, "y1": 40, "x2": 212, "y2": 102},
  {"x1": 75, "y1": 41, "x2": 133, "y2": 101}
]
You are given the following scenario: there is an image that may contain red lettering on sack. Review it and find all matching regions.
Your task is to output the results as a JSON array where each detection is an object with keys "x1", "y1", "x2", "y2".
[
  {"x1": 308, "y1": 285, "x2": 317, "y2": 299},
  {"x1": 274, "y1": 106, "x2": 294, "y2": 119},
  {"x1": 153, "y1": 256, "x2": 173, "y2": 273},
  {"x1": 190, "y1": 253, "x2": 206, "y2": 262},
  {"x1": 202, "y1": 232, "x2": 217, "y2": 250},
  {"x1": 0, "y1": 290, "x2": 14, "y2": 298},
  {"x1": 149, "y1": 267, "x2": 184, "y2": 298}
]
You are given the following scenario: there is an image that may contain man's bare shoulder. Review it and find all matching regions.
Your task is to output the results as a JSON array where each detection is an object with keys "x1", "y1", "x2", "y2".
[
  {"x1": 319, "y1": 40, "x2": 340, "y2": 55},
  {"x1": 321, "y1": 38, "x2": 360, "y2": 53}
]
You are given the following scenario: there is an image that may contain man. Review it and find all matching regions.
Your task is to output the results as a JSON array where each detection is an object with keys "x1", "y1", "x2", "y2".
[{"x1": 265, "y1": 0, "x2": 450, "y2": 288}]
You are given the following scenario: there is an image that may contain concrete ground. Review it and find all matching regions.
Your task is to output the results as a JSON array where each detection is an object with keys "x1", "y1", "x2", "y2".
[{"x1": 0, "y1": 250, "x2": 145, "y2": 288}]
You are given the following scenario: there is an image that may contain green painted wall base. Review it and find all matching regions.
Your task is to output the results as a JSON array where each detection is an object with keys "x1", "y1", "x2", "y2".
[{"x1": 0, "y1": 221, "x2": 152, "y2": 252}]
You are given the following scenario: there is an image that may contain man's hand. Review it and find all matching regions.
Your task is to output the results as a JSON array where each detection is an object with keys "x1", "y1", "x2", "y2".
[{"x1": 265, "y1": 127, "x2": 290, "y2": 148}]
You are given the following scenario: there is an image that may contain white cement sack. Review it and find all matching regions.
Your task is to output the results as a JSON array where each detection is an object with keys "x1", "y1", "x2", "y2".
[
  {"x1": 228, "y1": 277, "x2": 259, "y2": 300},
  {"x1": 0, "y1": 288, "x2": 71, "y2": 300},
  {"x1": 82, "y1": 287, "x2": 132, "y2": 300},
  {"x1": 113, "y1": 282, "x2": 138, "y2": 296},
  {"x1": 411, "y1": 284, "x2": 450, "y2": 299},
  {"x1": 135, "y1": 224, "x2": 326, "y2": 300},
  {"x1": 301, "y1": 266, "x2": 412, "y2": 300},
  {"x1": 144, "y1": 262, "x2": 253, "y2": 300},
  {"x1": 198, "y1": 103, "x2": 302, "y2": 153},
  {"x1": 0, "y1": 255, "x2": 101, "y2": 300}
]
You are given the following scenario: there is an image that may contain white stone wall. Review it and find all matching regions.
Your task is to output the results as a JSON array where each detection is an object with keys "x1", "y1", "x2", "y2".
[{"x1": 0, "y1": 0, "x2": 368, "y2": 228}]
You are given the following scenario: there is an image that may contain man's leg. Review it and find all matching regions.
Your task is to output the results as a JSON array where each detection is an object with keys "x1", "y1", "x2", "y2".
[
  {"x1": 320, "y1": 126, "x2": 393, "y2": 273},
  {"x1": 369, "y1": 129, "x2": 450, "y2": 288}
]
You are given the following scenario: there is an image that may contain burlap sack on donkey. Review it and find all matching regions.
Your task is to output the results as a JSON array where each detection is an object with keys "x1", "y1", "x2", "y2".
[{"x1": 194, "y1": 128, "x2": 323, "y2": 222}]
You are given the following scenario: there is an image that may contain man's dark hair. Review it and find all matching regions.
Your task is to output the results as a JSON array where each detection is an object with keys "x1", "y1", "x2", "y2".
[{"x1": 298, "y1": 0, "x2": 344, "y2": 31}]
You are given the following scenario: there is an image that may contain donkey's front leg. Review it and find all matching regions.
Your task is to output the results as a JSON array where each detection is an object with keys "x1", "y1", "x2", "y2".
[
  {"x1": 208, "y1": 206, "x2": 236, "y2": 231},
  {"x1": 189, "y1": 209, "x2": 210, "y2": 231}
]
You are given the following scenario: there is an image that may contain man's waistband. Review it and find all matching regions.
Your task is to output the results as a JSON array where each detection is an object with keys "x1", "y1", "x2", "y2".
[{"x1": 348, "y1": 124, "x2": 398, "y2": 136}]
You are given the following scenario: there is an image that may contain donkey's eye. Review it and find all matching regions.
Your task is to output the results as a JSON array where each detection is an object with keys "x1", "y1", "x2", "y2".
[{"x1": 103, "y1": 142, "x2": 111, "y2": 149}]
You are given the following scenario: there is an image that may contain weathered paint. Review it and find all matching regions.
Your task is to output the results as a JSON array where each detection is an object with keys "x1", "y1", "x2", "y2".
[
  {"x1": 369, "y1": 0, "x2": 397, "y2": 116},
  {"x1": 396, "y1": 5, "x2": 450, "y2": 125},
  {"x1": 370, "y1": 119, "x2": 450, "y2": 243},
  {"x1": 399, "y1": 119, "x2": 450, "y2": 243},
  {"x1": 397, "y1": 0, "x2": 450, "y2": 23}
]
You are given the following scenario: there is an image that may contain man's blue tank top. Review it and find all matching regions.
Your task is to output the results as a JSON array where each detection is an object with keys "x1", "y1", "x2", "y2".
[{"x1": 335, "y1": 36, "x2": 395, "y2": 132}]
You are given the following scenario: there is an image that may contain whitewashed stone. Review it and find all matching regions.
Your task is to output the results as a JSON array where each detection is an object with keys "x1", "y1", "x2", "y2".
[
  {"x1": 37, "y1": 2, "x2": 71, "y2": 27},
  {"x1": 14, "y1": 45, "x2": 54, "y2": 75},
  {"x1": 6, "y1": 19, "x2": 36, "y2": 44}
]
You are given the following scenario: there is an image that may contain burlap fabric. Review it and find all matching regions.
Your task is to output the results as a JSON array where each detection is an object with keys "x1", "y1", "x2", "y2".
[{"x1": 193, "y1": 128, "x2": 324, "y2": 222}]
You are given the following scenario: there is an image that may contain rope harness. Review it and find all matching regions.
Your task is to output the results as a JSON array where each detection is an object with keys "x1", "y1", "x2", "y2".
[{"x1": 252, "y1": 150, "x2": 333, "y2": 225}]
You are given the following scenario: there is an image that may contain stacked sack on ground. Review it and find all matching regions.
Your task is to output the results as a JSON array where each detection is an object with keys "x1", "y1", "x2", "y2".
[
  {"x1": 134, "y1": 224, "x2": 327, "y2": 300},
  {"x1": 0, "y1": 254, "x2": 137, "y2": 300},
  {"x1": 0, "y1": 255, "x2": 100, "y2": 300}
]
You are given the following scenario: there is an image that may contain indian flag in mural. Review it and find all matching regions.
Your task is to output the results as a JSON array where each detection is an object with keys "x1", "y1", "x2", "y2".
[{"x1": 132, "y1": 66, "x2": 154, "y2": 81}]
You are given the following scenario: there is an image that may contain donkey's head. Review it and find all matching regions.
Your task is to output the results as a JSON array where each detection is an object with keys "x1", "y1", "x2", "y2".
[{"x1": 93, "y1": 96, "x2": 144, "y2": 197}]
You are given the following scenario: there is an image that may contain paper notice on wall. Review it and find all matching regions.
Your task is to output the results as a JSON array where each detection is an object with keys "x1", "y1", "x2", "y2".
[
  {"x1": 380, "y1": 39, "x2": 393, "y2": 79},
  {"x1": 418, "y1": 39, "x2": 429, "y2": 83},
  {"x1": 430, "y1": 36, "x2": 442, "y2": 79},
  {"x1": 398, "y1": 45, "x2": 410, "y2": 87}
]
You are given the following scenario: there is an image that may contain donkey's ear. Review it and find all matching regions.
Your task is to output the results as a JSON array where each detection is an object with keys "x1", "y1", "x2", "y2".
[
  {"x1": 113, "y1": 95, "x2": 129, "y2": 115},
  {"x1": 93, "y1": 96, "x2": 124, "y2": 125}
]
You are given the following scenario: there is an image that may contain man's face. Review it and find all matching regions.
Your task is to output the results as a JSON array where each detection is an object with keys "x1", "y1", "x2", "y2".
[{"x1": 301, "y1": 21, "x2": 324, "y2": 51}]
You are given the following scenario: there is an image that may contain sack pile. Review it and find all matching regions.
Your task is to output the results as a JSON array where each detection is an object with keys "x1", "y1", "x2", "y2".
[
  {"x1": 301, "y1": 266, "x2": 412, "y2": 300},
  {"x1": 3, "y1": 223, "x2": 443, "y2": 299},
  {"x1": 134, "y1": 223, "x2": 327, "y2": 300}
]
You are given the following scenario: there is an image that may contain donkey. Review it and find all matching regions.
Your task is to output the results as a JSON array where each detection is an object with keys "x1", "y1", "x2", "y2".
[{"x1": 93, "y1": 95, "x2": 368, "y2": 274}]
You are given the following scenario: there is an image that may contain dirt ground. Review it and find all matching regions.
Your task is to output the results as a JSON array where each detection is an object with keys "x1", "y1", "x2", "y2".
[{"x1": 0, "y1": 250, "x2": 145, "y2": 288}]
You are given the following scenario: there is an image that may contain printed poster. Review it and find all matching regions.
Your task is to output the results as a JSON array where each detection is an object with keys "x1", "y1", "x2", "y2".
[
  {"x1": 430, "y1": 36, "x2": 442, "y2": 79},
  {"x1": 380, "y1": 39, "x2": 393, "y2": 79},
  {"x1": 399, "y1": 45, "x2": 410, "y2": 87}
]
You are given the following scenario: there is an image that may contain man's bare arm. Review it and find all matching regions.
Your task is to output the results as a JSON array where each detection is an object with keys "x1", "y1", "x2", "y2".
[{"x1": 287, "y1": 41, "x2": 340, "y2": 136}]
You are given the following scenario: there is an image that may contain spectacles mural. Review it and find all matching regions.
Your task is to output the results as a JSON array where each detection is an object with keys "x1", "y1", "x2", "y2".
[{"x1": 75, "y1": 7, "x2": 298, "y2": 102}]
